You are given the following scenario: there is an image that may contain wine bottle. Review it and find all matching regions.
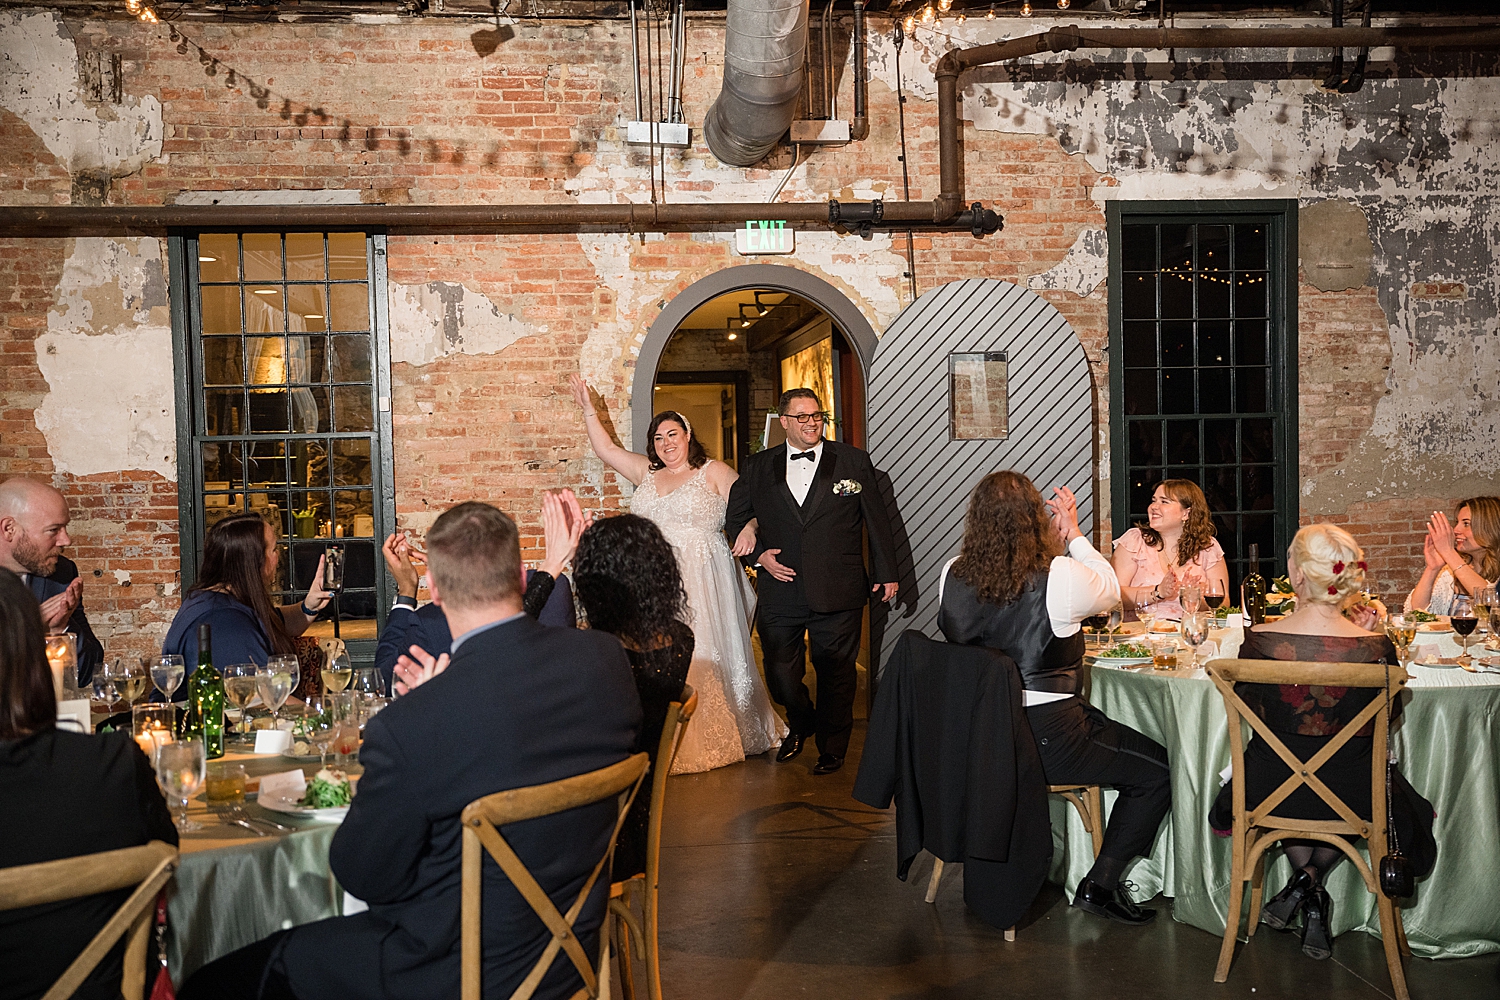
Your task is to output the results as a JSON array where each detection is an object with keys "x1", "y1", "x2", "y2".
[
  {"x1": 1242, "y1": 543, "x2": 1268, "y2": 626},
  {"x1": 184, "y1": 622, "x2": 226, "y2": 759}
]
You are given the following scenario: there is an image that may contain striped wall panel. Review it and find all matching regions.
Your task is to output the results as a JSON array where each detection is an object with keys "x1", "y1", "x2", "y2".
[{"x1": 869, "y1": 279, "x2": 1095, "y2": 668}]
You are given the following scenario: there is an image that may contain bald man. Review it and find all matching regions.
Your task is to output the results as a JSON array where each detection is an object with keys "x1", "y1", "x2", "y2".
[{"x1": 0, "y1": 478, "x2": 104, "y2": 685}]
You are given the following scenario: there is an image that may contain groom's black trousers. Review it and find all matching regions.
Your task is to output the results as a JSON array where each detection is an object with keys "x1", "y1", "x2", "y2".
[{"x1": 757, "y1": 604, "x2": 864, "y2": 759}]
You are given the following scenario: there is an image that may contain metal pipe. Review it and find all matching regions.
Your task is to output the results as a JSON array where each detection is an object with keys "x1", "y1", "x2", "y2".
[
  {"x1": 823, "y1": 0, "x2": 836, "y2": 120},
  {"x1": 850, "y1": 0, "x2": 868, "y2": 140},
  {"x1": 769, "y1": 143, "x2": 802, "y2": 202},
  {"x1": 629, "y1": 0, "x2": 642, "y2": 121},
  {"x1": 932, "y1": 24, "x2": 1500, "y2": 222},
  {"x1": 673, "y1": 0, "x2": 688, "y2": 121},
  {"x1": 667, "y1": 0, "x2": 686, "y2": 123},
  {"x1": 704, "y1": 0, "x2": 809, "y2": 166}
]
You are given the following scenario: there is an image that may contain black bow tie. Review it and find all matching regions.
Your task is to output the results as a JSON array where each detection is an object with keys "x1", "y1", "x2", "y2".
[{"x1": 790, "y1": 450, "x2": 817, "y2": 461}]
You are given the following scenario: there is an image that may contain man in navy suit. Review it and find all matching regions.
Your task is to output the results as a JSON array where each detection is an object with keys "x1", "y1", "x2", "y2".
[
  {"x1": 0, "y1": 478, "x2": 104, "y2": 684},
  {"x1": 181, "y1": 500, "x2": 641, "y2": 1000}
]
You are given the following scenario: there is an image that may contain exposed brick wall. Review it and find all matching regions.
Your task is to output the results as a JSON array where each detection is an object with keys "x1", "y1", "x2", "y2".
[
  {"x1": 1302, "y1": 496, "x2": 1446, "y2": 605},
  {"x1": 1297, "y1": 280, "x2": 1393, "y2": 483}
]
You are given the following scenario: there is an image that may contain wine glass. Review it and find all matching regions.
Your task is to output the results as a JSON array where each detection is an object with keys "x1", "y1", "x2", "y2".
[
  {"x1": 1451, "y1": 596, "x2": 1478, "y2": 662},
  {"x1": 91, "y1": 660, "x2": 120, "y2": 713},
  {"x1": 1205, "y1": 581, "x2": 1226, "y2": 613},
  {"x1": 1106, "y1": 602, "x2": 1124, "y2": 643},
  {"x1": 150, "y1": 655, "x2": 185, "y2": 703},
  {"x1": 322, "y1": 652, "x2": 353, "y2": 694},
  {"x1": 303, "y1": 696, "x2": 340, "y2": 768},
  {"x1": 119, "y1": 657, "x2": 149, "y2": 710},
  {"x1": 1474, "y1": 585, "x2": 1496, "y2": 635},
  {"x1": 1180, "y1": 612, "x2": 1211, "y2": 668},
  {"x1": 255, "y1": 661, "x2": 295, "y2": 730},
  {"x1": 1081, "y1": 612, "x2": 1109, "y2": 650},
  {"x1": 1137, "y1": 606, "x2": 1157, "y2": 637},
  {"x1": 1179, "y1": 582, "x2": 1205, "y2": 615},
  {"x1": 1384, "y1": 614, "x2": 1417, "y2": 670},
  {"x1": 351, "y1": 666, "x2": 385, "y2": 698},
  {"x1": 155, "y1": 737, "x2": 206, "y2": 833},
  {"x1": 268, "y1": 654, "x2": 302, "y2": 710},
  {"x1": 221, "y1": 664, "x2": 260, "y2": 745}
]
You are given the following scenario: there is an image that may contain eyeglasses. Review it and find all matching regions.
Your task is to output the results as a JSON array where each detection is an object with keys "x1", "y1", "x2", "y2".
[{"x1": 784, "y1": 411, "x2": 828, "y2": 424}]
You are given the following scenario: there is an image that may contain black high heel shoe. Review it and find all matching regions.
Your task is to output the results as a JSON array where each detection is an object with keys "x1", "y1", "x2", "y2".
[
  {"x1": 1261, "y1": 869, "x2": 1315, "y2": 931},
  {"x1": 1300, "y1": 885, "x2": 1334, "y2": 960}
]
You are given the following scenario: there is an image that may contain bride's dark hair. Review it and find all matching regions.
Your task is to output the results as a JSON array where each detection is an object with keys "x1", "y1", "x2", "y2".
[
  {"x1": 645, "y1": 411, "x2": 708, "y2": 471},
  {"x1": 573, "y1": 514, "x2": 690, "y2": 646}
]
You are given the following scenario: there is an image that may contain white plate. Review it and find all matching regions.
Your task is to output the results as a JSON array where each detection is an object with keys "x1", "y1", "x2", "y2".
[
  {"x1": 1093, "y1": 656, "x2": 1154, "y2": 668},
  {"x1": 256, "y1": 791, "x2": 349, "y2": 822},
  {"x1": 1417, "y1": 624, "x2": 1453, "y2": 634}
]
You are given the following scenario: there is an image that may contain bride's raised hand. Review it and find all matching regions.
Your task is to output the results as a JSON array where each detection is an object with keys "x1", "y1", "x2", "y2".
[
  {"x1": 731, "y1": 519, "x2": 758, "y2": 558},
  {"x1": 568, "y1": 373, "x2": 592, "y2": 411}
]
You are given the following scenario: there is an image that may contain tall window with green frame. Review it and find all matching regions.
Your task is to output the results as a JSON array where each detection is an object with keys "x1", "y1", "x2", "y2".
[
  {"x1": 1109, "y1": 205, "x2": 1298, "y2": 592},
  {"x1": 177, "y1": 231, "x2": 392, "y2": 623}
]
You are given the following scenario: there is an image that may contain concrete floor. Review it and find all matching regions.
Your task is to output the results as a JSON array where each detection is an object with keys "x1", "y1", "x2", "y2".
[{"x1": 655, "y1": 723, "x2": 1499, "y2": 1000}]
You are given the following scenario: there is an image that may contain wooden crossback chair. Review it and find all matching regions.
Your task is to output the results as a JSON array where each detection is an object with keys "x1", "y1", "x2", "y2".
[
  {"x1": 610, "y1": 685, "x2": 698, "y2": 1000},
  {"x1": 461, "y1": 752, "x2": 651, "y2": 1000},
  {"x1": 1206, "y1": 658, "x2": 1411, "y2": 1000},
  {"x1": 0, "y1": 840, "x2": 178, "y2": 1000},
  {"x1": 923, "y1": 783, "x2": 1106, "y2": 941}
]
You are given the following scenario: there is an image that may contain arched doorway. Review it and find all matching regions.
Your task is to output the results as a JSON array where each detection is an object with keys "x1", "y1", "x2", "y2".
[{"x1": 632, "y1": 265, "x2": 877, "y2": 464}]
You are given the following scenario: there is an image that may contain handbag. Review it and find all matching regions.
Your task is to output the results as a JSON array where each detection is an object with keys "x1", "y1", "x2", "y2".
[{"x1": 1377, "y1": 659, "x2": 1415, "y2": 899}]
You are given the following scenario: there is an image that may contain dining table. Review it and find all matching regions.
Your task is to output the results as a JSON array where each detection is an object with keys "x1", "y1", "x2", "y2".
[
  {"x1": 1048, "y1": 621, "x2": 1500, "y2": 960},
  {"x1": 167, "y1": 748, "x2": 358, "y2": 982}
]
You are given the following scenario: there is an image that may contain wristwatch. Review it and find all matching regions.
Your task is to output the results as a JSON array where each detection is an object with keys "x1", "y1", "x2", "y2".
[{"x1": 393, "y1": 595, "x2": 418, "y2": 610}]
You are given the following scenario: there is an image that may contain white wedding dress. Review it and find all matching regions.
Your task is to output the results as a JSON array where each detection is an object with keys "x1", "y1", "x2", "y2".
[{"x1": 630, "y1": 464, "x2": 788, "y2": 773}]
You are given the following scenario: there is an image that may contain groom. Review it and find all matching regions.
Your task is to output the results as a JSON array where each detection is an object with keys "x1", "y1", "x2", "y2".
[{"x1": 727, "y1": 388, "x2": 899, "y2": 775}]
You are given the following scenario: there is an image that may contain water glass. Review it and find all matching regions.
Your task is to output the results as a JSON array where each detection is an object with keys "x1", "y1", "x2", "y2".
[
  {"x1": 156, "y1": 738, "x2": 206, "y2": 832},
  {"x1": 256, "y1": 662, "x2": 296, "y2": 729},
  {"x1": 1181, "y1": 612, "x2": 1210, "y2": 665},
  {"x1": 151, "y1": 655, "x2": 186, "y2": 702},
  {"x1": 1179, "y1": 583, "x2": 1205, "y2": 614},
  {"x1": 205, "y1": 761, "x2": 248, "y2": 804},
  {"x1": 330, "y1": 692, "x2": 361, "y2": 764},
  {"x1": 1151, "y1": 637, "x2": 1179, "y2": 671}
]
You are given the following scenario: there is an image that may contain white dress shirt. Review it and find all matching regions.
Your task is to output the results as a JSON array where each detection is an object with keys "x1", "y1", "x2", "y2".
[
  {"x1": 785, "y1": 439, "x2": 824, "y2": 506},
  {"x1": 940, "y1": 535, "x2": 1121, "y2": 706}
]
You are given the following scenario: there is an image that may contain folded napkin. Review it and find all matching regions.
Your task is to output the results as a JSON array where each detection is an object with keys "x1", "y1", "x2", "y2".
[{"x1": 259, "y1": 769, "x2": 307, "y2": 803}]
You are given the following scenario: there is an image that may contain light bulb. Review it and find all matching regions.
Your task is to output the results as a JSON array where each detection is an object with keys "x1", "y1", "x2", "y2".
[
  {"x1": 986, "y1": 3, "x2": 995, "y2": 17},
  {"x1": 956, "y1": 11, "x2": 966, "y2": 21},
  {"x1": 124, "y1": 0, "x2": 141, "y2": 12},
  {"x1": 139, "y1": 7, "x2": 157, "y2": 20},
  {"x1": 1057, "y1": 0, "x2": 1069, "y2": 7},
  {"x1": 1021, "y1": 0, "x2": 1032, "y2": 14},
  {"x1": 902, "y1": 13, "x2": 915, "y2": 30},
  {"x1": 937, "y1": 0, "x2": 951, "y2": 10},
  {"x1": 921, "y1": 5, "x2": 934, "y2": 23},
  {"x1": 727, "y1": 332, "x2": 738, "y2": 341}
]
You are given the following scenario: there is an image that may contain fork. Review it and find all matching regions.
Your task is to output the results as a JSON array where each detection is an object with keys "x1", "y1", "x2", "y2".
[
  {"x1": 211, "y1": 804, "x2": 269, "y2": 837},
  {"x1": 220, "y1": 802, "x2": 293, "y2": 835}
]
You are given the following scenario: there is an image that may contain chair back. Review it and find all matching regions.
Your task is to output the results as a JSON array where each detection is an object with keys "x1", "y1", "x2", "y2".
[
  {"x1": 0, "y1": 840, "x2": 178, "y2": 1000},
  {"x1": 644, "y1": 685, "x2": 697, "y2": 889},
  {"x1": 1206, "y1": 658, "x2": 1407, "y2": 840},
  {"x1": 460, "y1": 752, "x2": 650, "y2": 1000}
]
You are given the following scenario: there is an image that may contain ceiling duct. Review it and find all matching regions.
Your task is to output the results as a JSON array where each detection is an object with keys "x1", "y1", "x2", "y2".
[{"x1": 704, "y1": 0, "x2": 810, "y2": 167}]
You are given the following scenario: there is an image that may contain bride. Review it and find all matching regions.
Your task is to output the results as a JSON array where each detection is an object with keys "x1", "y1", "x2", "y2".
[{"x1": 570, "y1": 374, "x2": 788, "y2": 772}]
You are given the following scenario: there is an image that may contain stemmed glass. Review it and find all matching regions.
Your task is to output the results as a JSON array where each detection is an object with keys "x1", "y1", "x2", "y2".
[
  {"x1": 1180, "y1": 612, "x2": 1211, "y2": 668},
  {"x1": 1137, "y1": 606, "x2": 1157, "y2": 636},
  {"x1": 351, "y1": 666, "x2": 385, "y2": 698},
  {"x1": 1474, "y1": 586, "x2": 1496, "y2": 637},
  {"x1": 1205, "y1": 581, "x2": 1226, "y2": 614},
  {"x1": 155, "y1": 738, "x2": 206, "y2": 832},
  {"x1": 118, "y1": 657, "x2": 149, "y2": 710},
  {"x1": 221, "y1": 664, "x2": 260, "y2": 745},
  {"x1": 322, "y1": 652, "x2": 353, "y2": 694},
  {"x1": 256, "y1": 660, "x2": 296, "y2": 730},
  {"x1": 1179, "y1": 582, "x2": 1205, "y2": 615},
  {"x1": 303, "y1": 696, "x2": 340, "y2": 768},
  {"x1": 1106, "y1": 602, "x2": 1124, "y2": 644},
  {"x1": 1451, "y1": 595, "x2": 1478, "y2": 662},
  {"x1": 150, "y1": 655, "x2": 185, "y2": 703},
  {"x1": 91, "y1": 662, "x2": 119, "y2": 714},
  {"x1": 1384, "y1": 614, "x2": 1417, "y2": 670}
]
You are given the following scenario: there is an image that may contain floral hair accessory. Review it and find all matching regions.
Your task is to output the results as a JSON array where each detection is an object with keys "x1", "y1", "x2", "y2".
[
  {"x1": 1332, "y1": 561, "x2": 1345, "y2": 574},
  {"x1": 1328, "y1": 584, "x2": 1339, "y2": 595},
  {"x1": 1357, "y1": 560, "x2": 1367, "y2": 571}
]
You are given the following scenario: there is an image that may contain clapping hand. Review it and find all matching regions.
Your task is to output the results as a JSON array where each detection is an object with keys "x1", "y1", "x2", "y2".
[
  {"x1": 1428, "y1": 511, "x2": 1459, "y2": 562},
  {"x1": 38, "y1": 578, "x2": 81, "y2": 630},
  {"x1": 393, "y1": 645, "x2": 450, "y2": 696},
  {"x1": 540, "y1": 489, "x2": 587, "y2": 578},
  {"x1": 1046, "y1": 485, "x2": 1083, "y2": 545},
  {"x1": 382, "y1": 532, "x2": 426, "y2": 598}
]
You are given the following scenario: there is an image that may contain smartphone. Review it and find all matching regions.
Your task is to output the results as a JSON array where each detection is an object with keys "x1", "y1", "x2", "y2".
[{"x1": 323, "y1": 543, "x2": 346, "y2": 592}]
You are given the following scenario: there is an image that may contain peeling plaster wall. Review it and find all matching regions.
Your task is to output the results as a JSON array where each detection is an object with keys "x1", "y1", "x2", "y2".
[
  {"x1": 0, "y1": 10, "x2": 162, "y2": 179},
  {"x1": 388, "y1": 280, "x2": 537, "y2": 366}
]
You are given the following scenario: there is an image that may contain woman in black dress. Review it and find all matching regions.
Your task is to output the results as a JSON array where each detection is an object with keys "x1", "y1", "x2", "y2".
[
  {"x1": 1211, "y1": 523, "x2": 1435, "y2": 961},
  {"x1": 572, "y1": 514, "x2": 693, "y2": 879},
  {"x1": 1, "y1": 570, "x2": 179, "y2": 1000}
]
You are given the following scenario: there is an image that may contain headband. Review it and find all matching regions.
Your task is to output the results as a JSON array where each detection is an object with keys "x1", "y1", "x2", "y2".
[{"x1": 662, "y1": 411, "x2": 692, "y2": 440}]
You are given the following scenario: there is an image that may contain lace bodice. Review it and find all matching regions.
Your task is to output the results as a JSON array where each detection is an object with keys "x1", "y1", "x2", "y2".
[{"x1": 629, "y1": 465, "x2": 729, "y2": 546}]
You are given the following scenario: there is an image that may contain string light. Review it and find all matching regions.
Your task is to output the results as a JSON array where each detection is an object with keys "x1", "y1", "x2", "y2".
[
  {"x1": 986, "y1": 3, "x2": 995, "y2": 17},
  {"x1": 1021, "y1": 0, "x2": 1032, "y2": 14},
  {"x1": 1057, "y1": 0, "x2": 1070, "y2": 7},
  {"x1": 921, "y1": 5, "x2": 935, "y2": 22},
  {"x1": 937, "y1": 0, "x2": 951, "y2": 10},
  {"x1": 902, "y1": 13, "x2": 915, "y2": 30},
  {"x1": 139, "y1": 9, "x2": 158, "y2": 20},
  {"x1": 956, "y1": 11, "x2": 966, "y2": 21}
]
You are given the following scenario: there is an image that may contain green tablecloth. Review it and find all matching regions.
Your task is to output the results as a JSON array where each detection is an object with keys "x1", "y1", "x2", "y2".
[{"x1": 1048, "y1": 664, "x2": 1500, "y2": 959}]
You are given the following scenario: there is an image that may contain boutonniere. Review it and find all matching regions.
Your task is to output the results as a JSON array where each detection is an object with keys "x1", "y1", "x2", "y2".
[{"x1": 832, "y1": 479, "x2": 863, "y2": 496}]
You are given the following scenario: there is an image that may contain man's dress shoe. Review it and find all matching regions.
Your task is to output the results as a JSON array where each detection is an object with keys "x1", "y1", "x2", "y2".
[
  {"x1": 775, "y1": 734, "x2": 805, "y2": 763},
  {"x1": 1073, "y1": 877, "x2": 1156, "y2": 924},
  {"x1": 812, "y1": 754, "x2": 844, "y2": 775}
]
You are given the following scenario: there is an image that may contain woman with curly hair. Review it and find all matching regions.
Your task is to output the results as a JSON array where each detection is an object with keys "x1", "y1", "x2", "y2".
[
  {"x1": 572, "y1": 514, "x2": 694, "y2": 878},
  {"x1": 1405, "y1": 496, "x2": 1500, "y2": 614},
  {"x1": 570, "y1": 373, "x2": 785, "y2": 772},
  {"x1": 1212, "y1": 524, "x2": 1435, "y2": 961},
  {"x1": 1112, "y1": 478, "x2": 1229, "y2": 620},
  {"x1": 938, "y1": 471, "x2": 1171, "y2": 925}
]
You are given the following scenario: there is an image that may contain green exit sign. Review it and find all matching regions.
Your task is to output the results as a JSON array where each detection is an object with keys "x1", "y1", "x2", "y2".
[{"x1": 736, "y1": 220, "x2": 794, "y2": 255}]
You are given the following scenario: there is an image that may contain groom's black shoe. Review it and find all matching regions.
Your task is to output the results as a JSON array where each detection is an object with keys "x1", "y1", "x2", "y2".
[
  {"x1": 812, "y1": 754, "x2": 844, "y2": 775},
  {"x1": 775, "y1": 734, "x2": 806, "y2": 763}
]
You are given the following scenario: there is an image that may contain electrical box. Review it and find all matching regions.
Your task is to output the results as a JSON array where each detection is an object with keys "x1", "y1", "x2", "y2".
[
  {"x1": 626, "y1": 121, "x2": 691, "y2": 148},
  {"x1": 789, "y1": 120, "x2": 851, "y2": 145}
]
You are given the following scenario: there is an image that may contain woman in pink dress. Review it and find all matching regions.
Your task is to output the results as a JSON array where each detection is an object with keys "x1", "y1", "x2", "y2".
[{"x1": 1112, "y1": 479, "x2": 1229, "y2": 621}]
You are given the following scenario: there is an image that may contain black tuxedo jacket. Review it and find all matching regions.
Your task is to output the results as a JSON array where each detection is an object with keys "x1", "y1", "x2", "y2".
[
  {"x1": 278, "y1": 614, "x2": 643, "y2": 1000},
  {"x1": 27, "y1": 556, "x2": 105, "y2": 685},
  {"x1": 726, "y1": 439, "x2": 898, "y2": 614},
  {"x1": 853, "y1": 630, "x2": 1051, "y2": 931}
]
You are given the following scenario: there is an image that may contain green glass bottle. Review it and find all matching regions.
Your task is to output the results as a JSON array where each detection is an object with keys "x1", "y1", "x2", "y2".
[
  {"x1": 184, "y1": 621, "x2": 225, "y2": 759},
  {"x1": 1241, "y1": 543, "x2": 1268, "y2": 627}
]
